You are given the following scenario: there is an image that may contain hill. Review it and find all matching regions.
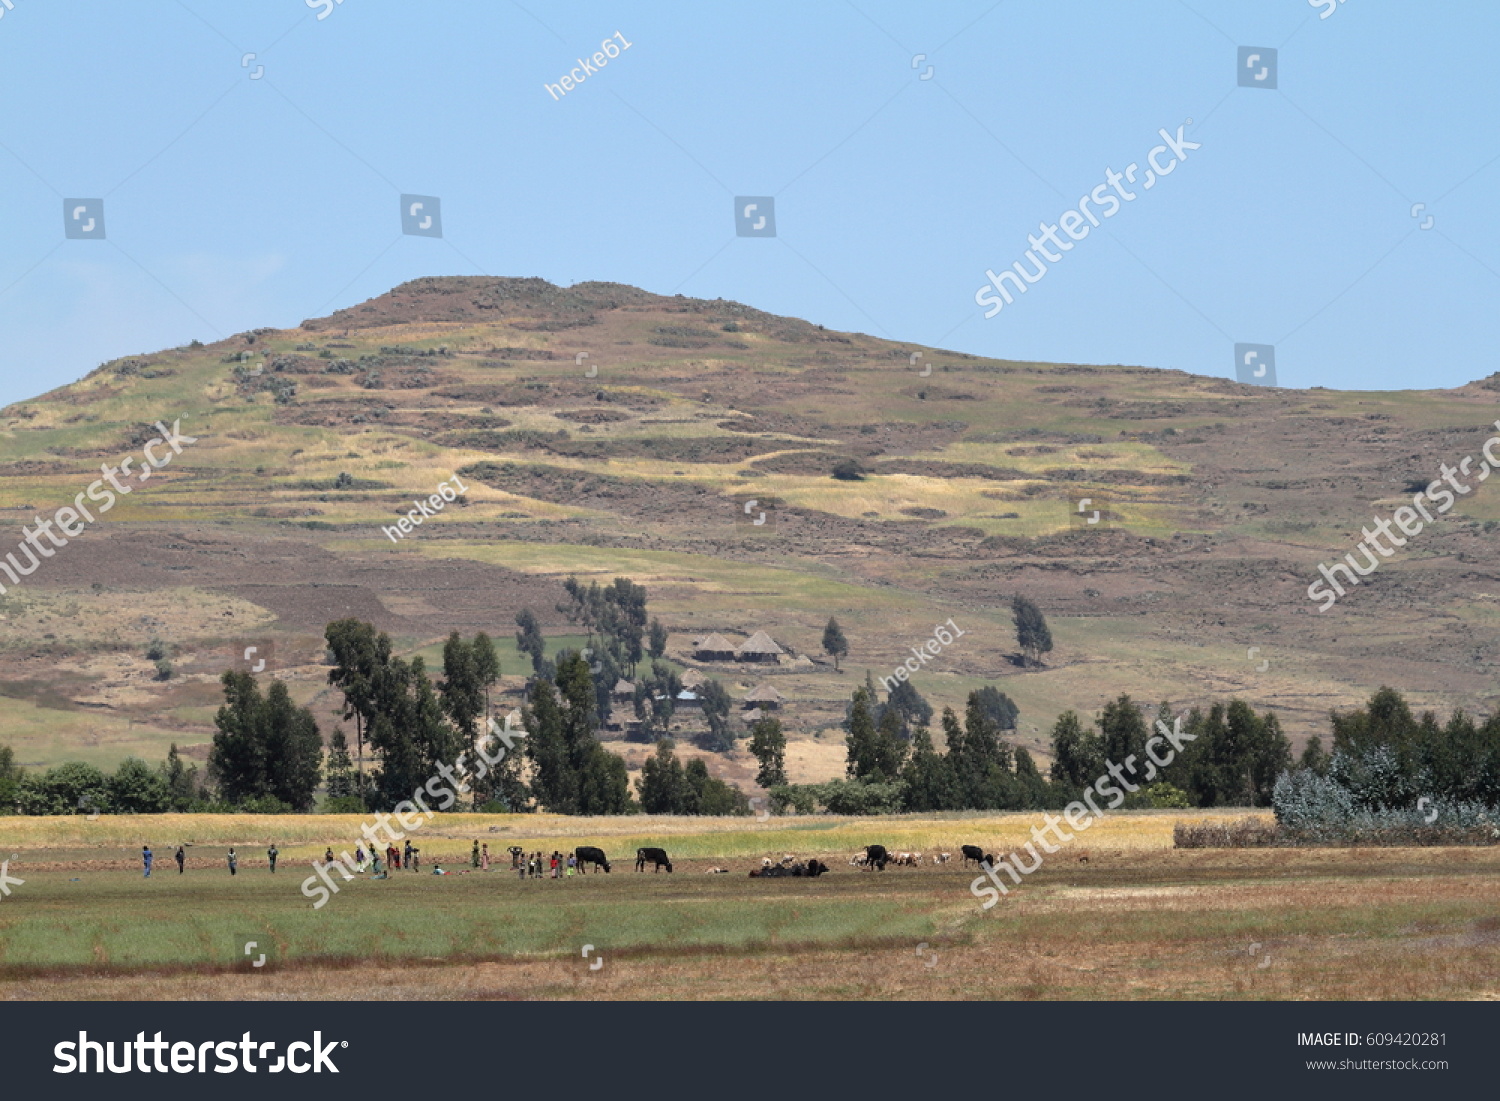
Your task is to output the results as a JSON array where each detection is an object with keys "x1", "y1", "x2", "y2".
[{"x1": 4, "y1": 275, "x2": 1499, "y2": 788}]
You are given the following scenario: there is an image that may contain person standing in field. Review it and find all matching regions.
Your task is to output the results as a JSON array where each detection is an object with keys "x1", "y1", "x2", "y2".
[
  {"x1": 324, "y1": 847, "x2": 335, "y2": 865},
  {"x1": 142, "y1": 845, "x2": 153, "y2": 878},
  {"x1": 267, "y1": 844, "x2": 278, "y2": 874},
  {"x1": 227, "y1": 848, "x2": 237, "y2": 876},
  {"x1": 472, "y1": 840, "x2": 480, "y2": 869},
  {"x1": 411, "y1": 846, "x2": 420, "y2": 873},
  {"x1": 404, "y1": 840, "x2": 413, "y2": 870},
  {"x1": 481, "y1": 843, "x2": 490, "y2": 871},
  {"x1": 174, "y1": 845, "x2": 185, "y2": 874}
]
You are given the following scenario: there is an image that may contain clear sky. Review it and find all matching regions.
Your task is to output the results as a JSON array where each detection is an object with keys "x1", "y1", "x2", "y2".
[{"x1": 1, "y1": 1, "x2": 1497, "y2": 408}]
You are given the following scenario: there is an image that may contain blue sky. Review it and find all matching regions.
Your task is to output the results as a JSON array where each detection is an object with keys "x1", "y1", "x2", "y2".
[{"x1": 1, "y1": 0, "x2": 1497, "y2": 409}]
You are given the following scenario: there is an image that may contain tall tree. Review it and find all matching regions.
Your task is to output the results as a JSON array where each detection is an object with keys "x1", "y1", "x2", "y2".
[
  {"x1": 208, "y1": 672, "x2": 322, "y2": 810},
  {"x1": 325, "y1": 618, "x2": 392, "y2": 788},
  {"x1": 324, "y1": 728, "x2": 357, "y2": 800},
  {"x1": 1048, "y1": 710, "x2": 1103, "y2": 792},
  {"x1": 440, "y1": 632, "x2": 491, "y2": 745},
  {"x1": 648, "y1": 617, "x2": 669, "y2": 659},
  {"x1": 261, "y1": 679, "x2": 324, "y2": 811},
  {"x1": 157, "y1": 743, "x2": 200, "y2": 811},
  {"x1": 821, "y1": 617, "x2": 849, "y2": 672},
  {"x1": 697, "y1": 679, "x2": 735, "y2": 752},
  {"x1": 900, "y1": 725, "x2": 959, "y2": 812},
  {"x1": 1011, "y1": 594, "x2": 1054, "y2": 666},
  {"x1": 970, "y1": 685, "x2": 1018, "y2": 732},
  {"x1": 637, "y1": 738, "x2": 687, "y2": 813},
  {"x1": 208, "y1": 671, "x2": 269, "y2": 805},
  {"x1": 747, "y1": 715, "x2": 787, "y2": 789},
  {"x1": 515, "y1": 608, "x2": 547, "y2": 675}
]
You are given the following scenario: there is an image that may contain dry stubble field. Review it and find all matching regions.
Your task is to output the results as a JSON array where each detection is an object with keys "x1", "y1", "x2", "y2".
[{"x1": 1, "y1": 810, "x2": 1497, "y2": 1001}]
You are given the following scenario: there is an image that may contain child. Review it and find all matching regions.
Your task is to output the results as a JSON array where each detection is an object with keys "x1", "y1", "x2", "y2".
[
  {"x1": 227, "y1": 848, "x2": 237, "y2": 876},
  {"x1": 142, "y1": 845, "x2": 153, "y2": 878}
]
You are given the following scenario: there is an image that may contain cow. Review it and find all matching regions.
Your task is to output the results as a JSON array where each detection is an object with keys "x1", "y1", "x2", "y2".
[
  {"x1": 1077, "y1": 850, "x2": 1091, "y2": 864},
  {"x1": 961, "y1": 845, "x2": 986, "y2": 868},
  {"x1": 864, "y1": 844, "x2": 888, "y2": 871},
  {"x1": 752, "y1": 859, "x2": 829, "y2": 878},
  {"x1": 706, "y1": 866, "x2": 730, "y2": 874},
  {"x1": 934, "y1": 852, "x2": 951, "y2": 865},
  {"x1": 635, "y1": 847, "x2": 673, "y2": 873},
  {"x1": 849, "y1": 852, "x2": 869, "y2": 866},
  {"x1": 574, "y1": 846, "x2": 610, "y2": 874}
]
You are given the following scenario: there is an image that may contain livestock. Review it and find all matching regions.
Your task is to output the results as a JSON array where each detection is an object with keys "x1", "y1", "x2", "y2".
[
  {"x1": 574, "y1": 846, "x2": 611, "y2": 873},
  {"x1": 849, "y1": 852, "x2": 869, "y2": 866},
  {"x1": 864, "y1": 844, "x2": 889, "y2": 871},
  {"x1": 961, "y1": 845, "x2": 986, "y2": 868},
  {"x1": 934, "y1": 852, "x2": 951, "y2": 865},
  {"x1": 635, "y1": 847, "x2": 673, "y2": 873}
]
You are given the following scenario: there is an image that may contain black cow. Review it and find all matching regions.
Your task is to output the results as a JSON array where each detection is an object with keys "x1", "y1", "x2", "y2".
[
  {"x1": 961, "y1": 844, "x2": 986, "y2": 868},
  {"x1": 575, "y1": 846, "x2": 610, "y2": 874},
  {"x1": 635, "y1": 847, "x2": 673, "y2": 873},
  {"x1": 864, "y1": 844, "x2": 888, "y2": 871},
  {"x1": 752, "y1": 859, "x2": 831, "y2": 879}
]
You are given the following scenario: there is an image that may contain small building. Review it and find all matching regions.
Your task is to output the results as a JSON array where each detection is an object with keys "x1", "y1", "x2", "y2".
[
  {"x1": 612, "y1": 678, "x2": 635, "y2": 702},
  {"x1": 679, "y1": 668, "x2": 708, "y2": 689},
  {"x1": 675, "y1": 689, "x2": 702, "y2": 710},
  {"x1": 735, "y1": 630, "x2": 784, "y2": 664},
  {"x1": 694, "y1": 633, "x2": 738, "y2": 662},
  {"x1": 742, "y1": 706, "x2": 766, "y2": 724},
  {"x1": 742, "y1": 683, "x2": 786, "y2": 711}
]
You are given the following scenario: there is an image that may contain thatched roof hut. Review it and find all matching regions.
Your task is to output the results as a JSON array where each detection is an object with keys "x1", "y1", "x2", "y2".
[
  {"x1": 694, "y1": 633, "x2": 738, "y2": 661},
  {"x1": 735, "y1": 630, "x2": 784, "y2": 663}
]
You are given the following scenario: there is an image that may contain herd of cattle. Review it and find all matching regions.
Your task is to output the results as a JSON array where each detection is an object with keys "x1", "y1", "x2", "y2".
[{"x1": 564, "y1": 843, "x2": 1009, "y2": 877}]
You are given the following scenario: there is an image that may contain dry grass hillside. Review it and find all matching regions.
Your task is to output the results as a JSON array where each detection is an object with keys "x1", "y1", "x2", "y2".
[{"x1": 3, "y1": 275, "x2": 1499, "y2": 787}]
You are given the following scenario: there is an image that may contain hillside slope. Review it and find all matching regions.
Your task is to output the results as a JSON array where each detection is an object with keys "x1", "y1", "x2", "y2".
[{"x1": 3, "y1": 275, "x2": 1499, "y2": 781}]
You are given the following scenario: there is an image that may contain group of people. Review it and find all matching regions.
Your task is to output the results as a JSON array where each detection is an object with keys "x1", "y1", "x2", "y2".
[
  {"x1": 338, "y1": 840, "x2": 424, "y2": 877},
  {"x1": 137, "y1": 840, "x2": 588, "y2": 881},
  {"x1": 140, "y1": 844, "x2": 278, "y2": 876},
  {"x1": 514, "y1": 849, "x2": 577, "y2": 879}
]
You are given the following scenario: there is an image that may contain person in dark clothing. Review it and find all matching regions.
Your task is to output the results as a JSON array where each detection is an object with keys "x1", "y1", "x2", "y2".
[
  {"x1": 142, "y1": 845, "x2": 153, "y2": 878},
  {"x1": 174, "y1": 846, "x2": 185, "y2": 874},
  {"x1": 267, "y1": 844, "x2": 278, "y2": 873}
]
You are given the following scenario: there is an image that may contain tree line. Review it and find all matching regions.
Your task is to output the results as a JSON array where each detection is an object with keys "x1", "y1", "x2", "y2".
[{"x1": 756, "y1": 675, "x2": 1290, "y2": 814}]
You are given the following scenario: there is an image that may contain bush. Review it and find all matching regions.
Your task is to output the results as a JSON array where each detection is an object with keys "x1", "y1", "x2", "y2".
[
  {"x1": 154, "y1": 659, "x2": 174, "y2": 681},
  {"x1": 322, "y1": 795, "x2": 367, "y2": 814},
  {"x1": 145, "y1": 638, "x2": 167, "y2": 661},
  {"x1": 831, "y1": 459, "x2": 867, "y2": 481},
  {"x1": 1271, "y1": 750, "x2": 1500, "y2": 845},
  {"x1": 771, "y1": 779, "x2": 907, "y2": 815}
]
